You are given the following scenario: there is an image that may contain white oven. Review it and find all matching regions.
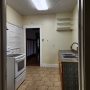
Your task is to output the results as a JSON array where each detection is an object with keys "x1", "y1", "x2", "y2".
[
  {"x1": 15, "y1": 55, "x2": 26, "y2": 78},
  {"x1": 7, "y1": 53, "x2": 26, "y2": 90}
]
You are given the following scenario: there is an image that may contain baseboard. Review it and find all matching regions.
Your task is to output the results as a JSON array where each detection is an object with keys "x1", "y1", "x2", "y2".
[{"x1": 40, "y1": 63, "x2": 59, "y2": 68}]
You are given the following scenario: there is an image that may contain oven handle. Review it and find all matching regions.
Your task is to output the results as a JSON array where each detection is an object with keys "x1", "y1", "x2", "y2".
[{"x1": 15, "y1": 57, "x2": 25, "y2": 63}]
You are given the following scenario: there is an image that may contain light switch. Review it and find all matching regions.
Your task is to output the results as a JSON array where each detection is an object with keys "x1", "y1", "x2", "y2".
[{"x1": 42, "y1": 39, "x2": 44, "y2": 42}]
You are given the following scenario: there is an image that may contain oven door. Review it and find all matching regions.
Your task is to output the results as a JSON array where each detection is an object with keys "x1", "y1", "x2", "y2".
[{"x1": 15, "y1": 56, "x2": 26, "y2": 78}]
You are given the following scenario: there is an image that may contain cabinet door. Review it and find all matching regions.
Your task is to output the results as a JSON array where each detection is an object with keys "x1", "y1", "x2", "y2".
[{"x1": 62, "y1": 62, "x2": 79, "y2": 90}]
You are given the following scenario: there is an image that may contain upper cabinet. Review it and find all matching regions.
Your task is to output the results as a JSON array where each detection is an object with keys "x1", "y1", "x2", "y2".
[{"x1": 56, "y1": 13, "x2": 73, "y2": 31}]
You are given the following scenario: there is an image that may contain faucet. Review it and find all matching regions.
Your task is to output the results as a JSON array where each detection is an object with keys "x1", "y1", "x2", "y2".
[{"x1": 70, "y1": 42, "x2": 78, "y2": 52}]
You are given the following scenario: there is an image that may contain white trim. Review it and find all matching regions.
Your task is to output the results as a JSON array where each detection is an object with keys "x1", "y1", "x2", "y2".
[
  {"x1": 23, "y1": 25, "x2": 43, "y2": 67},
  {"x1": 41, "y1": 63, "x2": 59, "y2": 68}
]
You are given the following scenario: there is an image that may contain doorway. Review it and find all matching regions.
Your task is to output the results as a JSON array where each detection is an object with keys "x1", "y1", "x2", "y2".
[{"x1": 26, "y1": 28, "x2": 40, "y2": 66}]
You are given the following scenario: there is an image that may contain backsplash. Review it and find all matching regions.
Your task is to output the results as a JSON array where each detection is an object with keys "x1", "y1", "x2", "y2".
[
  {"x1": 7, "y1": 22, "x2": 24, "y2": 54},
  {"x1": 7, "y1": 48, "x2": 21, "y2": 54}
]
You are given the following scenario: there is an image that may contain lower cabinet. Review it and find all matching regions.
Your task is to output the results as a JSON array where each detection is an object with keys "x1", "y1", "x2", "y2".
[{"x1": 62, "y1": 62, "x2": 79, "y2": 90}]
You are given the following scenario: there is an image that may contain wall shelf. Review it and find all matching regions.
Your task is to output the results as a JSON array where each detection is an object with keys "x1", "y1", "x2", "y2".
[
  {"x1": 56, "y1": 27, "x2": 72, "y2": 31},
  {"x1": 57, "y1": 29, "x2": 72, "y2": 32},
  {"x1": 56, "y1": 15, "x2": 73, "y2": 32}
]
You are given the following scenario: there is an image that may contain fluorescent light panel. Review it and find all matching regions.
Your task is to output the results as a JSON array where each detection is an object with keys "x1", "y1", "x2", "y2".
[{"x1": 32, "y1": 0, "x2": 48, "y2": 10}]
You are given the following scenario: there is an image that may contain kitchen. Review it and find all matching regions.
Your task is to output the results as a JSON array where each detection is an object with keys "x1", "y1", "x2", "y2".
[{"x1": 6, "y1": 0, "x2": 79, "y2": 90}]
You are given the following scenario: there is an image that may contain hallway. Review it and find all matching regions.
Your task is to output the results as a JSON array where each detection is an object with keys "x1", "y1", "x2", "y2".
[
  {"x1": 26, "y1": 54, "x2": 40, "y2": 66},
  {"x1": 18, "y1": 66, "x2": 61, "y2": 90}
]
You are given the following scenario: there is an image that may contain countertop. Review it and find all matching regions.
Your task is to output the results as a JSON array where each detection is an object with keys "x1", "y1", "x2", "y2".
[{"x1": 58, "y1": 50, "x2": 79, "y2": 63}]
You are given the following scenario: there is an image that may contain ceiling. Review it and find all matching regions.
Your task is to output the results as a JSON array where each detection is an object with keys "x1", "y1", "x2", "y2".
[{"x1": 7, "y1": 0, "x2": 77, "y2": 16}]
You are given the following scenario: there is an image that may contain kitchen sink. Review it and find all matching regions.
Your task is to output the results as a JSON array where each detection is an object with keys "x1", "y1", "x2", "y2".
[
  {"x1": 63, "y1": 55, "x2": 76, "y2": 58},
  {"x1": 62, "y1": 53, "x2": 74, "y2": 56},
  {"x1": 62, "y1": 53, "x2": 78, "y2": 59}
]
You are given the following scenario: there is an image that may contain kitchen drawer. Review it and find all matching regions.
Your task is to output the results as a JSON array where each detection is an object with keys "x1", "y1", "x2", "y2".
[{"x1": 15, "y1": 71, "x2": 26, "y2": 90}]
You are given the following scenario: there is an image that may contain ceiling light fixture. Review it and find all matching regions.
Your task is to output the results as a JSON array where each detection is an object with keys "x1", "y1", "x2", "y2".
[{"x1": 32, "y1": 0, "x2": 48, "y2": 10}]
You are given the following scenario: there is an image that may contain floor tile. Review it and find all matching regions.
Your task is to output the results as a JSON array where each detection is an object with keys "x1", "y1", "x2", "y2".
[
  {"x1": 37, "y1": 86, "x2": 48, "y2": 90},
  {"x1": 48, "y1": 86, "x2": 61, "y2": 90},
  {"x1": 17, "y1": 66, "x2": 61, "y2": 90}
]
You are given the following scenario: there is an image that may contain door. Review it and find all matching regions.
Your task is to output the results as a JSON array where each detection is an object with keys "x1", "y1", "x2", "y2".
[
  {"x1": 79, "y1": 0, "x2": 85, "y2": 90},
  {"x1": 26, "y1": 28, "x2": 40, "y2": 66},
  {"x1": 0, "y1": 0, "x2": 7, "y2": 90}
]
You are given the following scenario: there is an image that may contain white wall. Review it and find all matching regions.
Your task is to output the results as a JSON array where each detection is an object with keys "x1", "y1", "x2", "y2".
[
  {"x1": 23, "y1": 14, "x2": 72, "y2": 65},
  {"x1": 72, "y1": 4, "x2": 79, "y2": 50}
]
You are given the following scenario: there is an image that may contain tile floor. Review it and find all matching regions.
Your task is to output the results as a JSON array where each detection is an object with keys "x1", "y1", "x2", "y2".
[{"x1": 17, "y1": 66, "x2": 61, "y2": 90}]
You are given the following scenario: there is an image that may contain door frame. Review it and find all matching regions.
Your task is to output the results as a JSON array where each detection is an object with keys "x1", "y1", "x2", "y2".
[
  {"x1": 0, "y1": 0, "x2": 7, "y2": 90},
  {"x1": 26, "y1": 28, "x2": 40, "y2": 66},
  {"x1": 24, "y1": 25, "x2": 43, "y2": 67},
  {"x1": 78, "y1": 0, "x2": 85, "y2": 90}
]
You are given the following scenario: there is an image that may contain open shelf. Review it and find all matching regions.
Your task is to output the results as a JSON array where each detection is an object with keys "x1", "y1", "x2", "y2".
[
  {"x1": 56, "y1": 16, "x2": 73, "y2": 32},
  {"x1": 56, "y1": 27, "x2": 73, "y2": 31}
]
